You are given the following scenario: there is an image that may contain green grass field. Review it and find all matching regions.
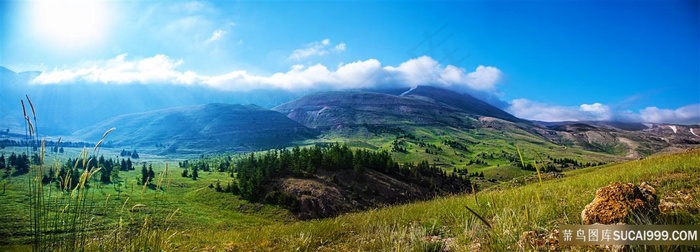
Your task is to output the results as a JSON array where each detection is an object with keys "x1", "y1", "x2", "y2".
[
  {"x1": 160, "y1": 148, "x2": 698, "y2": 251},
  {"x1": 1, "y1": 145, "x2": 697, "y2": 251},
  {"x1": 0, "y1": 146, "x2": 291, "y2": 250}
]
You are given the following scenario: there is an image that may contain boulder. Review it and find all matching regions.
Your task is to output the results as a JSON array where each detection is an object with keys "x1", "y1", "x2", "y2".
[{"x1": 581, "y1": 182, "x2": 659, "y2": 225}]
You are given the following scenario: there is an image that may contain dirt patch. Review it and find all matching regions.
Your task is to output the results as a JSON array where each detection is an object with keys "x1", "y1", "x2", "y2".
[
  {"x1": 280, "y1": 178, "x2": 354, "y2": 219},
  {"x1": 518, "y1": 229, "x2": 559, "y2": 251},
  {"x1": 617, "y1": 137, "x2": 640, "y2": 159},
  {"x1": 659, "y1": 189, "x2": 699, "y2": 214},
  {"x1": 270, "y1": 168, "x2": 471, "y2": 219}
]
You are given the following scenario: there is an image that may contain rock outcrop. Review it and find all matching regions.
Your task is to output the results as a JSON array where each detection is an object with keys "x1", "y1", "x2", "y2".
[{"x1": 581, "y1": 182, "x2": 659, "y2": 225}]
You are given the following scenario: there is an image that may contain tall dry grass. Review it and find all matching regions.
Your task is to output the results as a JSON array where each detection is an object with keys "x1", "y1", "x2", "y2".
[{"x1": 21, "y1": 95, "x2": 179, "y2": 251}]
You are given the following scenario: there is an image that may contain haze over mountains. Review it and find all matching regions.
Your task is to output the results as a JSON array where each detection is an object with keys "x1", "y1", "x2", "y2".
[
  {"x1": 1, "y1": 66, "x2": 699, "y2": 156},
  {"x1": 0, "y1": 67, "x2": 302, "y2": 135},
  {"x1": 69, "y1": 84, "x2": 700, "y2": 157},
  {"x1": 73, "y1": 103, "x2": 317, "y2": 153}
]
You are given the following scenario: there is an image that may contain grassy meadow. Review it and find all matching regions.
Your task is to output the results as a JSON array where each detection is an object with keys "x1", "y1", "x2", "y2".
[
  {"x1": 0, "y1": 145, "x2": 291, "y2": 251},
  {"x1": 0, "y1": 143, "x2": 697, "y2": 251},
  {"x1": 171, "y1": 148, "x2": 699, "y2": 251}
]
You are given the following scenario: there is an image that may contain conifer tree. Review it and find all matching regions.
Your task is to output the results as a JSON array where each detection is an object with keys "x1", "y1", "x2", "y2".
[
  {"x1": 147, "y1": 164, "x2": 155, "y2": 184},
  {"x1": 141, "y1": 164, "x2": 148, "y2": 185},
  {"x1": 192, "y1": 165, "x2": 199, "y2": 180}
]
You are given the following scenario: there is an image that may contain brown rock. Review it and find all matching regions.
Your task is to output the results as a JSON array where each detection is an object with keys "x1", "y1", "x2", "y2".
[{"x1": 581, "y1": 182, "x2": 659, "y2": 225}]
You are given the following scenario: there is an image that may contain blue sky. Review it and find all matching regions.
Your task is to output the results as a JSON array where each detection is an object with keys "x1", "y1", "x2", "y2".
[{"x1": 1, "y1": 0, "x2": 698, "y2": 123}]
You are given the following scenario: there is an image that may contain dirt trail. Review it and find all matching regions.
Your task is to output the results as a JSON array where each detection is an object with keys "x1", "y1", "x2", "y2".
[{"x1": 617, "y1": 137, "x2": 640, "y2": 159}]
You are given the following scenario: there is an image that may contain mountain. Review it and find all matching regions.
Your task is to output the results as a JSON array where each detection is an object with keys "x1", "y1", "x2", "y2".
[
  {"x1": 272, "y1": 86, "x2": 525, "y2": 131},
  {"x1": 272, "y1": 90, "x2": 478, "y2": 130},
  {"x1": 399, "y1": 86, "x2": 523, "y2": 122},
  {"x1": 535, "y1": 121, "x2": 700, "y2": 158},
  {"x1": 273, "y1": 86, "x2": 699, "y2": 160},
  {"x1": 73, "y1": 103, "x2": 318, "y2": 153},
  {"x1": 0, "y1": 67, "x2": 306, "y2": 135}
]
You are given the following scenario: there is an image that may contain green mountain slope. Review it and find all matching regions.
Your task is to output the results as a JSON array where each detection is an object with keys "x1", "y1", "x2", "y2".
[
  {"x1": 400, "y1": 85, "x2": 524, "y2": 123},
  {"x1": 274, "y1": 87, "x2": 699, "y2": 166},
  {"x1": 273, "y1": 90, "x2": 476, "y2": 129},
  {"x1": 73, "y1": 103, "x2": 318, "y2": 152}
]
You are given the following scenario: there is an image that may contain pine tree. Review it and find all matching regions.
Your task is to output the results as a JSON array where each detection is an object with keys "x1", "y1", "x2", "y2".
[
  {"x1": 13, "y1": 153, "x2": 30, "y2": 175},
  {"x1": 147, "y1": 164, "x2": 155, "y2": 184},
  {"x1": 215, "y1": 181, "x2": 222, "y2": 192},
  {"x1": 111, "y1": 168, "x2": 120, "y2": 186},
  {"x1": 192, "y1": 165, "x2": 199, "y2": 180},
  {"x1": 181, "y1": 168, "x2": 189, "y2": 177},
  {"x1": 141, "y1": 164, "x2": 148, "y2": 185},
  {"x1": 100, "y1": 161, "x2": 111, "y2": 183}
]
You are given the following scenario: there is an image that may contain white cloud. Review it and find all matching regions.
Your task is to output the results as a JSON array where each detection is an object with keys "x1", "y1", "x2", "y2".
[
  {"x1": 639, "y1": 104, "x2": 700, "y2": 124},
  {"x1": 288, "y1": 39, "x2": 346, "y2": 60},
  {"x1": 32, "y1": 54, "x2": 202, "y2": 85},
  {"x1": 205, "y1": 59, "x2": 383, "y2": 91},
  {"x1": 30, "y1": 54, "x2": 502, "y2": 93},
  {"x1": 383, "y1": 56, "x2": 502, "y2": 91},
  {"x1": 508, "y1": 99, "x2": 583, "y2": 122},
  {"x1": 508, "y1": 99, "x2": 700, "y2": 124},
  {"x1": 508, "y1": 99, "x2": 615, "y2": 122},
  {"x1": 27, "y1": 52, "x2": 698, "y2": 124},
  {"x1": 579, "y1": 103, "x2": 612, "y2": 121},
  {"x1": 466, "y1": 66, "x2": 503, "y2": 90},
  {"x1": 204, "y1": 29, "x2": 225, "y2": 44},
  {"x1": 384, "y1": 56, "x2": 440, "y2": 86}
]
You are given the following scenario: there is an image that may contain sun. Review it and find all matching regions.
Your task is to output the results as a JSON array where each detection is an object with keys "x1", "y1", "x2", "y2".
[{"x1": 30, "y1": 0, "x2": 111, "y2": 50}]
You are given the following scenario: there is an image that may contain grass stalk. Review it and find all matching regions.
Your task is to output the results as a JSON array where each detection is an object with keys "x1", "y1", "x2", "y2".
[{"x1": 464, "y1": 205, "x2": 492, "y2": 229}]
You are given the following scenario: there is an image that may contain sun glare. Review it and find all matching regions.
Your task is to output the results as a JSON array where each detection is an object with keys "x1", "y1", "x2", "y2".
[{"x1": 30, "y1": 0, "x2": 111, "y2": 50}]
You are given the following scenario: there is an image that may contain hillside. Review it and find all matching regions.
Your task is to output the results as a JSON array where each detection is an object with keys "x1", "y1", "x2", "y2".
[
  {"x1": 223, "y1": 144, "x2": 471, "y2": 219},
  {"x1": 400, "y1": 86, "x2": 523, "y2": 123},
  {"x1": 273, "y1": 87, "x2": 699, "y2": 162},
  {"x1": 180, "y1": 149, "x2": 700, "y2": 251},
  {"x1": 537, "y1": 121, "x2": 700, "y2": 158},
  {"x1": 273, "y1": 90, "x2": 477, "y2": 129},
  {"x1": 72, "y1": 103, "x2": 318, "y2": 153}
]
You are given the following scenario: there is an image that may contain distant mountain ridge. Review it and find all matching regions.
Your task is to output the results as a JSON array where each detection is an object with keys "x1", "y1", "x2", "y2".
[
  {"x1": 399, "y1": 86, "x2": 523, "y2": 123},
  {"x1": 0, "y1": 67, "x2": 304, "y2": 135},
  {"x1": 73, "y1": 103, "x2": 317, "y2": 153},
  {"x1": 273, "y1": 86, "x2": 523, "y2": 130},
  {"x1": 3, "y1": 66, "x2": 699, "y2": 158},
  {"x1": 273, "y1": 86, "x2": 699, "y2": 158},
  {"x1": 272, "y1": 90, "x2": 476, "y2": 129}
]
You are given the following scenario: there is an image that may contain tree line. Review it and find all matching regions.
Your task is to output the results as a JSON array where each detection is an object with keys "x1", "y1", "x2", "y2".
[
  {"x1": 120, "y1": 149, "x2": 140, "y2": 159},
  {"x1": 0, "y1": 139, "x2": 103, "y2": 150},
  {"x1": 225, "y1": 143, "x2": 471, "y2": 203},
  {"x1": 48, "y1": 155, "x2": 138, "y2": 189},
  {"x1": 0, "y1": 152, "x2": 31, "y2": 176}
]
